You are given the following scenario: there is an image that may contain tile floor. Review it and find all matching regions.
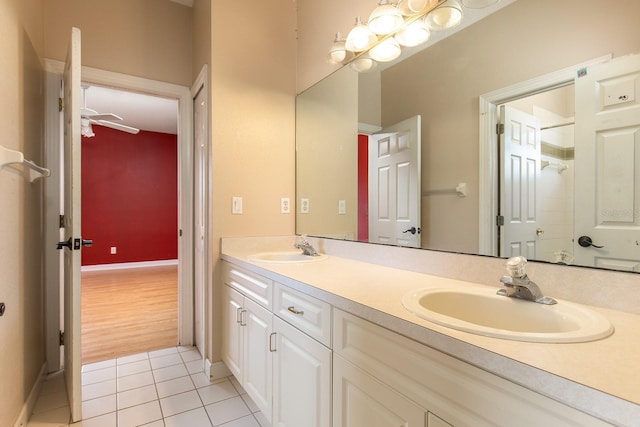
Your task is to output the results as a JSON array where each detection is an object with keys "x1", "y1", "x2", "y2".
[{"x1": 27, "y1": 346, "x2": 270, "y2": 427}]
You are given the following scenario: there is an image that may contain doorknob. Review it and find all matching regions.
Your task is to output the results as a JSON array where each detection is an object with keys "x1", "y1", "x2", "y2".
[
  {"x1": 578, "y1": 236, "x2": 604, "y2": 248},
  {"x1": 402, "y1": 227, "x2": 421, "y2": 235},
  {"x1": 82, "y1": 239, "x2": 93, "y2": 248},
  {"x1": 536, "y1": 228, "x2": 544, "y2": 236},
  {"x1": 57, "y1": 238, "x2": 72, "y2": 250}
]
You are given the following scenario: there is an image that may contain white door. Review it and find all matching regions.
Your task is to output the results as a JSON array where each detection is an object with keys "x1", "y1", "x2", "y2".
[
  {"x1": 193, "y1": 84, "x2": 207, "y2": 355},
  {"x1": 499, "y1": 105, "x2": 542, "y2": 259},
  {"x1": 574, "y1": 53, "x2": 640, "y2": 271},
  {"x1": 368, "y1": 116, "x2": 421, "y2": 247},
  {"x1": 61, "y1": 27, "x2": 82, "y2": 422},
  {"x1": 272, "y1": 317, "x2": 331, "y2": 427}
]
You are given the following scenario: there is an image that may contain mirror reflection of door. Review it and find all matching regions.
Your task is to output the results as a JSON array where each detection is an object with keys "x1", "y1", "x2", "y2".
[
  {"x1": 499, "y1": 86, "x2": 575, "y2": 264},
  {"x1": 574, "y1": 53, "x2": 640, "y2": 272},
  {"x1": 367, "y1": 115, "x2": 421, "y2": 248}
]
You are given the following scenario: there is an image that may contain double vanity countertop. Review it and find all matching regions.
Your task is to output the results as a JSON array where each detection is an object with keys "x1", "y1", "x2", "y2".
[{"x1": 221, "y1": 238, "x2": 640, "y2": 426}]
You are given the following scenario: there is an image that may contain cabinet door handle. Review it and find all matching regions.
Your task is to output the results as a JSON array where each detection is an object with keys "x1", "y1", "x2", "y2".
[
  {"x1": 287, "y1": 306, "x2": 304, "y2": 316},
  {"x1": 269, "y1": 332, "x2": 277, "y2": 352},
  {"x1": 236, "y1": 307, "x2": 243, "y2": 324},
  {"x1": 239, "y1": 310, "x2": 247, "y2": 326}
]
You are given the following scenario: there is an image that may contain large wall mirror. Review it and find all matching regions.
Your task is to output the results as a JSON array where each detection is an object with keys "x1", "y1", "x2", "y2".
[{"x1": 296, "y1": 0, "x2": 640, "y2": 273}]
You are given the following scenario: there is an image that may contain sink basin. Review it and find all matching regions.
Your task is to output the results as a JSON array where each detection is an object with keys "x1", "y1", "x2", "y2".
[
  {"x1": 248, "y1": 251, "x2": 328, "y2": 263},
  {"x1": 402, "y1": 287, "x2": 613, "y2": 343}
]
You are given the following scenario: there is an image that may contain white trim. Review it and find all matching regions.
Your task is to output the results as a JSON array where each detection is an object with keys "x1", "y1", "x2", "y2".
[
  {"x1": 43, "y1": 59, "x2": 195, "y2": 351},
  {"x1": 81, "y1": 259, "x2": 178, "y2": 272},
  {"x1": 477, "y1": 55, "x2": 611, "y2": 257},
  {"x1": 13, "y1": 362, "x2": 48, "y2": 427}
]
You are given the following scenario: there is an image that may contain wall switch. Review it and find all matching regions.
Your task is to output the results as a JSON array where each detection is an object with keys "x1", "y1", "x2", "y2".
[
  {"x1": 110, "y1": 246, "x2": 117, "y2": 255},
  {"x1": 280, "y1": 197, "x2": 291, "y2": 214},
  {"x1": 232, "y1": 196, "x2": 243, "y2": 214},
  {"x1": 338, "y1": 199, "x2": 346, "y2": 214},
  {"x1": 300, "y1": 198, "x2": 310, "y2": 214}
]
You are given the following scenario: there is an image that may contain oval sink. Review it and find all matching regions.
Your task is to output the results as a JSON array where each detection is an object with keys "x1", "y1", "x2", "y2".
[
  {"x1": 402, "y1": 287, "x2": 613, "y2": 343},
  {"x1": 248, "y1": 251, "x2": 328, "y2": 264}
]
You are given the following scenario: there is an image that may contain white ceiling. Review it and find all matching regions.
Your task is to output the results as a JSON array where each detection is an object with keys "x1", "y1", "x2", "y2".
[{"x1": 83, "y1": 85, "x2": 179, "y2": 135}]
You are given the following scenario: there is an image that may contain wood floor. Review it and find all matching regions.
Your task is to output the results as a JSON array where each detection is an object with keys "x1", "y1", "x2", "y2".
[{"x1": 81, "y1": 265, "x2": 178, "y2": 364}]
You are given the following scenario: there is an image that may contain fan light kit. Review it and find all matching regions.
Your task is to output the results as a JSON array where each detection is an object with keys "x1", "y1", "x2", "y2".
[
  {"x1": 328, "y1": 0, "x2": 499, "y2": 72},
  {"x1": 81, "y1": 85, "x2": 140, "y2": 138}
]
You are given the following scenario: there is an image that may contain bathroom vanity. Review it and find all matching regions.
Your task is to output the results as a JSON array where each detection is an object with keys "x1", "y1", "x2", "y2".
[{"x1": 220, "y1": 236, "x2": 640, "y2": 427}]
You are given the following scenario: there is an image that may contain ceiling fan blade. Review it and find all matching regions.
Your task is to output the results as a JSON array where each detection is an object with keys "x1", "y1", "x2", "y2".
[
  {"x1": 94, "y1": 120, "x2": 140, "y2": 134},
  {"x1": 87, "y1": 113, "x2": 123, "y2": 121}
]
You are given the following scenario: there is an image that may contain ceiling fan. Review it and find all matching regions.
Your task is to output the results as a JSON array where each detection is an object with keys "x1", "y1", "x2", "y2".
[{"x1": 80, "y1": 85, "x2": 140, "y2": 137}]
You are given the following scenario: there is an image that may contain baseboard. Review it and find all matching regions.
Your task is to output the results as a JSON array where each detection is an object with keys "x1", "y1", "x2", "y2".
[
  {"x1": 208, "y1": 359, "x2": 232, "y2": 381},
  {"x1": 81, "y1": 259, "x2": 178, "y2": 272},
  {"x1": 13, "y1": 362, "x2": 47, "y2": 427}
]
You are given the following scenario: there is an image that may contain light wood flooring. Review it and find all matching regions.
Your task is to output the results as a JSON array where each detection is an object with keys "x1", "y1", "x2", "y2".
[{"x1": 81, "y1": 265, "x2": 178, "y2": 364}]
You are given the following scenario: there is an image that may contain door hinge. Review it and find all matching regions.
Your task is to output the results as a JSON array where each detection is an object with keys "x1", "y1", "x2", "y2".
[
  {"x1": 496, "y1": 215, "x2": 505, "y2": 226},
  {"x1": 496, "y1": 123, "x2": 504, "y2": 135},
  {"x1": 59, "y1": 97, "x2": 64, "y2": 112},
  {"x1": 59, "y1": 330, "x2": 64, "y2": 346},
  {"x1": 59, "y1": 215, "x2": 65, "y2": 228}
]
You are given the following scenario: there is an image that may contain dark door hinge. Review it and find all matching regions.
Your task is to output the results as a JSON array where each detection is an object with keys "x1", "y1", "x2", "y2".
[
  {"x1": 496, "y1": 123, "x2": 504, "y2": 135},
  {"x1": 496, "y1": 215, "x2": 505, "y2": 226},
  {"x1": 59, "y1": 215, "x2": 65, "y2": 228},
  {"x1": 59, "y1": 330, "x2": 64, "y2": 346},
  {"x1": 59, "y1": 98, "x2": 64, "y2": 112}
]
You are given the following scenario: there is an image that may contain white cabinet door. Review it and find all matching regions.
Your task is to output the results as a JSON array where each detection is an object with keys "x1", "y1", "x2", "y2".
[
  {"x1": 243, "y1": 297, "x2": 274, "y2": 421},
  {"x1": 428, "y1": 413, "x2": 453, "y2": 427},
  {"x1": 272, "y1": 317, "x2": 331, "y2": 427},
  {"x1": 222, "y1": 285, "x2": 244, "y2": 380},
  {"x1": 333, "y1": 354, "x2": 426, "y2": 427}
]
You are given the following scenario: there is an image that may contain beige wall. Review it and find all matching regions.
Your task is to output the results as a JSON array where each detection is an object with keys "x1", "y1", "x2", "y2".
[
  {"x1": 44, "y1": 0, "x2": 193, "y2": 86},
  {"x1": 0, "y1": 0, "x2": 46, "y2": 425},
  {"x1": 209, "y1": 0, "x2": 297, "y2": 360}
]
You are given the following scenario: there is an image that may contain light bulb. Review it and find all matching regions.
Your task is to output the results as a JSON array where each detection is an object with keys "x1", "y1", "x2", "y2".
[
  {"x1": 425, "y1": 0, "x2": 463, "y2": 31},
  {"x1": 369, "y1": 38, "x2": 402, "y2": 62},
  {"x1": 368, "y1": 0, "x2": 404, "y2": 35},
  {"x1": 395, "y1": 18, "x2": 430, "y2": 47},
  {"x1": 398, "y1": 0, "x2": 439, "y2": 16},
  {"x1": 349, "y1": 57, "x2": 378, "y2": 73},
  {"x1": 327, "y1": 32, "x2": 349, "y2": 64},
  {"x1": 345, "y1": 16, "x2": 378, "y2": 52}
]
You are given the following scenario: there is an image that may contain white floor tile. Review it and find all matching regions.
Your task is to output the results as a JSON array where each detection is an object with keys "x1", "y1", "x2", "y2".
[
  {"x1": 153, "y1": 363, "x2": 188, "y2": 382},
  {"x1": 229, "y1": 376, "x2": 246, "y2": 395},
  {"x1": 149, "y1": 347, "x2": 179, "y2": 358},
  {"x1": 164, "y1": 407, "x2": 213, "y2": 427},
  {"x1": 26, "y1": 405, "x2": 71, "y2": 427},
  {"x1": 205, "y1": 396, "x2": 251, "y2": 426},
  {"x1": 140, "y1": 421, "x2": 165, "y2": 427},
  {"x1": 180, "y1": 348, "x2": 203, "y2": 363},
  {"x1": 117, "y1": 352, "x2": 149, "y2": 365},
  {"x1": 186, "y1": 358, "x2": 205, "y2": 374},
  {"x1": 117, "y1": 384, "x2": 158, "y2": 409},
  {"x1": 197, "y1": 380, "x2": 238, "y2": 406},
  {"x1": 217, "y1": 414, "x2": 260, "y2": 427},
  {"x1": 156, "y1": 375, "x2": 196, "y2": 398},
  {"x1": 150, "y1": 353, "x2": 183, "y2": 369},
  {"x1": 118, "y1": 370, "x2": 155, "y2": 392},
  {"x1": 117, "y1": 359, "x2": 152, "y2": 377},
  {"x1": 82, "y1": 379, "x2": 116, "y2": 401},
  {"x1": 32, "y1": 387, "x2": 70, "y2": 414},
  {"x1": 71, "y1": 411, "x2": 117, "y2": 427},
  {"x1": 82, "y1": 359, "x2": 116, "y2": 373},
  {"x1": 160, "y1": 390, "x2": 203, "y2": 417},
  {"x1": 82, "y1": 394, "x2": 117, "y2": 419},
  {"x1": 191, "y1": 372, "x2": 214, "y2": 389},
  {"x1": 117, "y1": 400, "x2": 163, "y2": 427},
  {"x1": 82, "y1": 367, "x2": 117, "y2": 386},
  {"x1": 240, "y1": 394, "x2": 259, "y2": 413}
]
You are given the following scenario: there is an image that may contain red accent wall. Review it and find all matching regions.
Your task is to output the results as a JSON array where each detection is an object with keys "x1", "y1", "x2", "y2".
[
  {"x1": 81, "y1": 125, "x2": 178, "y2": 266},
  {"x1": 358, "y1": 134, "x2": 369, "y2": 241}
]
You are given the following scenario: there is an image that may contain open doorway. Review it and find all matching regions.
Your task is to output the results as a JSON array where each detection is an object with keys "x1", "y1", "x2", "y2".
[{"x1": 78, "y1": 84, "x2": 180, "y2": 364}]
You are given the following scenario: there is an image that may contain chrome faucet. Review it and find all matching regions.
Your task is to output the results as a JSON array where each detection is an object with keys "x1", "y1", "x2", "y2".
[
  {"x1": 497, "y1": 256, "x2": 557, "y2": 305},
  {"x1": 294, "y1": 235, "x2": 319, "y2": 256}
]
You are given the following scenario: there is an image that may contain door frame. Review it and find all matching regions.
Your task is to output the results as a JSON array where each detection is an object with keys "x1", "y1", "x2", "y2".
[
  {"x1": 43, "y1": 60, "x2": 196, "y2": 371},
  {"x1": 477, "y1": 55, "x2": 611, "y2": 258}
]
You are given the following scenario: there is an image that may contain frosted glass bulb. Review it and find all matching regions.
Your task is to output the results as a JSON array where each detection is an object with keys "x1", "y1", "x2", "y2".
[
  {"x1": 345, "y1": 17, "x2": 378, "y2": 52},
  {"x1": 370, "y1": 38, "x2": 402, "y2": 62},
  {"x1": 395, "y1": 19, "x2": 430, "y2": 47},
  {"x1": 368, "y1": 1, "x2": 404, "y2": 35}
]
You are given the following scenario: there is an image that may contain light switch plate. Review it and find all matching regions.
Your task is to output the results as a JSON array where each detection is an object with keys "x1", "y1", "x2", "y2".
[
  {"x1": 338, "y1": 199, "x2": 346, "y2": 214},
  {"x1": 232, "y1": 196, "x2": 243, "y2": 214}
]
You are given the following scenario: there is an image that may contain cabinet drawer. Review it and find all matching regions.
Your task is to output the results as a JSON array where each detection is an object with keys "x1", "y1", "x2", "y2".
[
  {"x1": 222, "y1": 262, "x2": 272, "y2": 309},
  {"x1": 274, "y1": 282, "x2": 332, "y2": 347}
]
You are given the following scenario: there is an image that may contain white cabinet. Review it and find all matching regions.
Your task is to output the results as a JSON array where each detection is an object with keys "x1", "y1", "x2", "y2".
[
  {"x1": 221, "y1": 284, "x2": 273, "y2": 420},
  {"x1": 273, "y1": 316, "x2": 331, "y2": 427},
  {"x1": 333, "y1": 354, "x2": 426, "y2": 427}
]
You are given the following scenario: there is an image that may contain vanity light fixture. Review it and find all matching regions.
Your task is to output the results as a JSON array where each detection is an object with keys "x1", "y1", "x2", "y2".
[
  {"x1": 424, "y1": 0, "x2": 463, "y2": 31},
  {"x1": 331, "y1": 0, "x2": 497, "y2": 72}
]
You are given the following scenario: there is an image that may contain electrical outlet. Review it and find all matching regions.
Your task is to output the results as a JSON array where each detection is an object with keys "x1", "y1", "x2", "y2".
[
  {"x1": 110, "y1": 246, "x2": 117, "y2": 255},
  {"x1": 300, "y1": 198, "x2": 310, "y2": 214},
  {"x1": 338, "y1": 199, "x2": 346, "y2": 215},
  {"x1": 281, "y1": 197, "x2": 291, "y2": 214},
  {"x1": 232, "y1": 196, "x2": 243, "y2": 214}
]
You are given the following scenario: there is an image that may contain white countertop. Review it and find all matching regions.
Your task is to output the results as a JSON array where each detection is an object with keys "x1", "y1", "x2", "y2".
[{"x1": 221, "y1": 238, "x2": 640, "y2": 426}]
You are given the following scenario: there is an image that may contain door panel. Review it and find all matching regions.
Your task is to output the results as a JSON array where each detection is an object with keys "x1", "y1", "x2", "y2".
[
  {"x1": 62, "y1": 26, "x2": 82, "y2": 422},
  {"x1": 574, "y1": 54, "x2": 640, "y2": 270}
]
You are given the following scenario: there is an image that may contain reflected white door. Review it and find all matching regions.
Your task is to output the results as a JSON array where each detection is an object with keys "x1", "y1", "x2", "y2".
[
  {"x1": 574, "y1": 54, "x2": 640, "y2": 271},
  {"x1": 62, "y1": 27, "x2": 82, "y2": 422},
  {"x1": 500, "y1": 105, "x2": 541, "y2": 259},
  {"x1": 368, "y1": 116, "x2": 421, "y2": 247}
]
